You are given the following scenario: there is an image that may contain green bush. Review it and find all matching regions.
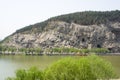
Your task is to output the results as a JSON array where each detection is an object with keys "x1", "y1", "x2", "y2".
[
  {"x1": 7, "y1": 67, "x2": 43, "y2": 80},
  {"x1": 7, "y1": 55, "x2": 117, "y2": 80},
  {"x1": 44, "y1": 55, "x2": 117, "y2": 80}
]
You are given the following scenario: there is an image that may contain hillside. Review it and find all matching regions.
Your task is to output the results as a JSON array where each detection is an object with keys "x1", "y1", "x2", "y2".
[
  {"x1": 1, "y1": 10, "x2": 120, "y2": 52},
  {"x1": 16, "y1": 10, "x2": 120, "y2": 33}
]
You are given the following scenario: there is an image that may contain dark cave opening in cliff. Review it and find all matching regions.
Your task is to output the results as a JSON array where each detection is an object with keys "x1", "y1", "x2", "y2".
[
  {"x1": 97, "y1": 44, "x2": 101, "y2": 48},
  {"x1": 108, "y1": 48, "x2": 112, "y2": 51},
  {"x1": 82, "y1": 38, "x2": 85, "y2": 42}
]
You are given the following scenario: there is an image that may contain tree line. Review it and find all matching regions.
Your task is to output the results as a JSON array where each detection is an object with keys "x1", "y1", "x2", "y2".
[
  {"x1": 0, "y1": 45, "x2": 109, "y2": 55},
  {"x1": 16, "y1": 10, "x2": 120, "y2": 33},
  {"x1": 49, "y1": 10, "x2": 120, "y2": 25},
  {"x1": 0, "y1": 46, "x2": 42, "y2": 55}
]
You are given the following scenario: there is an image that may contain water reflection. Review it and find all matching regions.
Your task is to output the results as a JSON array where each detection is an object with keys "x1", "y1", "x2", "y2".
[{"x1": 0, "y1": 55, "x2": 64, "y2": 80}]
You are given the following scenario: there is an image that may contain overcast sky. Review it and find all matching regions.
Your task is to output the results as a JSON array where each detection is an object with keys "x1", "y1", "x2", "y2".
[{"x1": 0, "y1": 0, "x2": 120, "y2": 40}]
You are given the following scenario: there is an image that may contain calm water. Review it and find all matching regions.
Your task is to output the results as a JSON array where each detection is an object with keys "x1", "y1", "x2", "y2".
[{"x1": 0, "y1": 55, "x2": 120, "y2": 80}]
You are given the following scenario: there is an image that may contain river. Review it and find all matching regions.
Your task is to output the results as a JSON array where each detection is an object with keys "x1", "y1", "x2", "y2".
[{"x1": 0, "y1": 55, "x2": 120, "y2": 80}]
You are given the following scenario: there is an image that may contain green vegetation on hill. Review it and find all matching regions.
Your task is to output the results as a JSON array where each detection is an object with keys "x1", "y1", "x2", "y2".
[
  {"x1": 16, "y1": 21, "x2": 48, "y2": 33},
  {"x1": 0, "y1": 45, "x2": 109, "y2": 55},
  {"x1": 16, "y1": 10, "x2": 120, "y2": 33},
  {"x1": 49, "y1": 10, "x2": 120, "y2": 25},
  {"x1": 7, "y1": 55, "x2": 118, "y2": 80},
  {"x1": 48, "y1": 47, "x2": 109, "y2": 54}
]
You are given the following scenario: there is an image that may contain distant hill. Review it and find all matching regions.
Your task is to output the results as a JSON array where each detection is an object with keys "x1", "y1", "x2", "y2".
[
  {"x1": 16, "y1": 10, "x2": 120, "y2": 33},
  {"x1": 1, "y1": 10, "x2": 120, "y2": 53}
]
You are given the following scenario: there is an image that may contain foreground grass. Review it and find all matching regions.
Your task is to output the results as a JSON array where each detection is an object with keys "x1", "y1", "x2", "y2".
[{"x1": 7, "y1": 55, "x2": 118, "y2": 80}]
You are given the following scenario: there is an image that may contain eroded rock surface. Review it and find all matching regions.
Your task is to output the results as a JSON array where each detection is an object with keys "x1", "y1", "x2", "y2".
[{"x1": 2, "y1": 21, "x2": 120, "y2": 52}]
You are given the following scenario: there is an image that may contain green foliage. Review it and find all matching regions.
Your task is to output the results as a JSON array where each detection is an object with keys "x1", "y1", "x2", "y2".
[
  {"x1": 7, "y1": 67, "x2": 43, "y2": 80},
  {"x1": 16, "y1": 21, "x2": 48, "y2": 33},
  {"x1": 49, "y1": 47, "x2": 80, "y2": 53},
  {"x1": 34, "y1": 48, "x2": 43, "y2": 54},
  {"x1": 0, "y1": 44, "x2": 110, "y2": 55},
  {"x1": 49, "y1": 47, "x2": 109, "y2": 54},
  {"x1": 0, "y1": 46, "x2": 43, "y2": 55},
  {"x1": 0, "y1": 46, "x2": 17, "y2": 54},
  {"x1": 44, "y1": 55, "x2": 117, "y2": 80},
  {"x1": 49, "y1": 10, "x2": 120, "y2": 25},
  {"x1": 87, "y1": 55, "x2": 117, "y2": 79},
  {"x1": 6, "y1": 55, "x2": 118, "y2": 80},
  {"x1": 19, "y1": 48, "x2": 27, "y2": 53},
  {"x1": 15, "y1": 10, "x2": 120, "y2": 33},
  {"x1": 90, "y1": 48, "x2": 110, "y2": 53},
  {"x1": 80, "y1": 48, "x2": 109, "y2": 54}
]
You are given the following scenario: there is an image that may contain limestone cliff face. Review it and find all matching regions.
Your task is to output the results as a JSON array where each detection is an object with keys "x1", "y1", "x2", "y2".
[{"x1": 1, "y1": 21, "x2": 120, "y2": 52}]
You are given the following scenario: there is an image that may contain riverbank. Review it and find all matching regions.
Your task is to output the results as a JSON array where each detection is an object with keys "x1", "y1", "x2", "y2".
[
  {"x1": 0, "y1": 47, "x2": 110, "y2": 55},
  {"x1": 97, "y1": 53, "x2": 120, "y2": 56},
  {"x1": 1, "y1": 52, "x2": 120, "y2": 56}
]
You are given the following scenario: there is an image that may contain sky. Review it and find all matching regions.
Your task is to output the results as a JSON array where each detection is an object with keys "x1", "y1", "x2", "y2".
[{"x1": 0, "y1": 0, "x2": 120, "y2": 40}]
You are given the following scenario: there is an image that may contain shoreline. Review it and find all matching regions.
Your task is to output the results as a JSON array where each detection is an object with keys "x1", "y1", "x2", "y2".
[{"x1": 0, "y1": 52, "x2": 120, "y2": 56}]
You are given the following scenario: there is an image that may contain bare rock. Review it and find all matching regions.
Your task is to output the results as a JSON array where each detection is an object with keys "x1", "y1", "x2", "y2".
[{"x1": 2, "y1": 21, "x2": 120, "y2": 52}]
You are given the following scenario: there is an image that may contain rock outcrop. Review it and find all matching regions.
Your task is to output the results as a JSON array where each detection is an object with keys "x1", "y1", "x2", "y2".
[{"x1": 1, "y1": 21, "x2": 120, "y2": 52}]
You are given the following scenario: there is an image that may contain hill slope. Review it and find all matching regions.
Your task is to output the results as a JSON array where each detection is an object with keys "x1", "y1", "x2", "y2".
[{"x1": 1, "y1": 10, "x2": 120, "y2": 52}]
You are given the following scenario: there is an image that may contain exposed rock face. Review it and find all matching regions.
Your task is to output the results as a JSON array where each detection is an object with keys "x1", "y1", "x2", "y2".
[{"x1": 2, "y1": 21, "x2": 120, "y2": 52}]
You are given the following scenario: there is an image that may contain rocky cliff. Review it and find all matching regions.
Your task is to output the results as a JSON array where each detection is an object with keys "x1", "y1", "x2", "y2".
[{"x1": 1, "y1": 11, "x2": 120, "y2": 52}]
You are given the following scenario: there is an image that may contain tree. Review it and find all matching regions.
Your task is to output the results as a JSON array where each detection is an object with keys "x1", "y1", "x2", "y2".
[
  {"x1": 35, "y1": 48, "x2": 42, "y2": 55},
  {"x1": 44, "y1": 55, "x2": 117, "y2": 80}
]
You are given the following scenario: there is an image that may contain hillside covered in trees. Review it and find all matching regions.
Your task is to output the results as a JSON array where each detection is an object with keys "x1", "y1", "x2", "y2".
[{"x1": 16, "y1": 10, "x2": 120, "y2": 33}]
